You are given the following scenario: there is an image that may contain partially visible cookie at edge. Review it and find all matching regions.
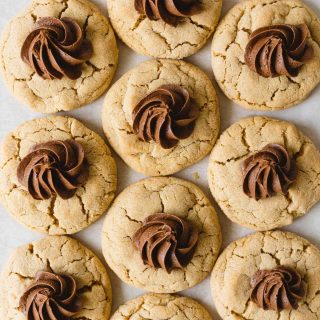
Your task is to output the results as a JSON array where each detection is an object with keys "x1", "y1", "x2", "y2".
[
  {"x1": 102, "y1": 59, "x2": 220, "y2": 176},
  {"x1": 0, "y1": 236, "x2": 112, "y2": 320},
  {"x1": 111, "y1": 293, "x2": 212, "y2": 320},
  {"x1": 211, "y1": 0, "x2": 320, "y2": 110},
  {"x1": 0, "y1": 116, "x2": 117, "y2": 235},
  {"x1": 0, "y1": 0, "x2": 118, "y2": 113},
  {"x1": 107, "y1": 0, "x2": 222, "y2": 59},
  {"x1": 211, "y1": 230, "x2": 320, "y2": 320}
]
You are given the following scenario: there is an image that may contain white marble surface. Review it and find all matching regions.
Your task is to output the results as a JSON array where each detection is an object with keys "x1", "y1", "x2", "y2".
[{"x1": 0, "y1": 0, "x2": 319, "y2": 318}]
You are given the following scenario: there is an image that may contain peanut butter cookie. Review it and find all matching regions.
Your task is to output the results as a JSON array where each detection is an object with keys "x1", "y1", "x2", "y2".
[
  {"x1": 211, "y1": 0, "x2": 320, "y2": 110},
  {"x1": 0, "y1": 0, "x2": 118, "y2": 113},
  {"x1": 102, "y1": 177, "x2": 221, "y2": 293},
  {"x1": 0, "y1": 116, "x2": 117, "y2": 234}
]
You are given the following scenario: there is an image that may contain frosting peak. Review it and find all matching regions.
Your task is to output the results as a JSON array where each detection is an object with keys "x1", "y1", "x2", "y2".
[
  {"x1": 242, "y1": 144, "x2": 296, "y2": 200},
  {"x1": 21, "y1": 17, "x2": 93, "y2": 80},
  {"x1": 134, "y1": 0, "x2": 202, "y2": 26},
  {"x1": 133, "y1": 213, "x2": 199, "y2": 272},
  {"x1": 245, "y1": 24, "x2": 314, "y2": 77},
  {"x1": 19, "y1": 271, "x2": 82, "y2": 320},
  {"x1": 17, "y1": 140, "x2": 89, "y2": 200},
  {"x1": 251, "y1": 266, "x2": 306, "y2": 311},
  {"x1": 132, "y1": 84, "x2": 199, "y2": 149}
]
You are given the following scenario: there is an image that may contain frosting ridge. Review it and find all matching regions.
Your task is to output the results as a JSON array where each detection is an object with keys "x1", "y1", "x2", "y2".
[
  {"x1": 242, "y1": 143, "x2": 296, "y2": 200},
  {"x1": 251, "y1": 266, "x2": 306, "y2": 311},
  {"x1": 132, "y1": 84, "x2": 199, "y2": 149},
  {"x1": 21, "y1": 17, "x2": 93, "y2": 80},
  {"x1": 19, "y1": 271, "x2": 82, "y2": 319},
  {"x1": 134, "y1": 0, "x2": 202, "y2": 26},
  {"x1": 133, "y1": 213, "x2": 199, "y2": 272},
  {"x1": 245, "y1": 24, "x2": 314, "y2": 77},
  {"x1": 17, "y1": 139, "x2": 89, "y2": 200}
]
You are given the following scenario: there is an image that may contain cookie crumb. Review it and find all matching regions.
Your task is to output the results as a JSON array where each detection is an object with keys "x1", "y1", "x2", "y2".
[{"x1": 193, "y1": 172, "x2": 200, "y2": 180}]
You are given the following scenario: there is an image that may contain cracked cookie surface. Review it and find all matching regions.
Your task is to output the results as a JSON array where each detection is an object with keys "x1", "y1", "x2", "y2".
[
  {"x1": 211, "y1": 0, "x2": 320, "y2": 110},
  {"x1": 0, "y1": 0, "x2": 118, "y2": 113},
  {"x1": 111, "y1": 293, "x2": 212, "y2": 320},
  {"x1": 0, "y1": 235, "x2": 112, "y2": 320},
  {"x1": 107, "y1": 0, "x2": 222, "y2": 59},
  {"x1": 211, "y1": 230, "x2": 320, "y2": 320},
  {"x1": 208, "y1": 116, "x2": 320, "y2": 231},
  {"x1": 101, "y1": 177, "x2": 222, "y2": 293},
  {"x1": 0, "y1": 116, "x2": 117, "y2": 235},
  {"x1": 102, "y1": 59, "x2": 220, "y2": 176}
]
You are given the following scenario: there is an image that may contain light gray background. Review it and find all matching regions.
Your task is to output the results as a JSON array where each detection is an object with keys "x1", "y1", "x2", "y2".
[{"x1": 0, "y1": 0, "x2": 319, "y2": 318}]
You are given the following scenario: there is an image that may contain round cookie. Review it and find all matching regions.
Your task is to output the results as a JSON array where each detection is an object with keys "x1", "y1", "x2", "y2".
[
  {"x1": 211, "y1": 230, "x2": 320, "y2": 320},
  {"x1": 211, "y1": 0, "x2": 320, "y2": 110},
  {"x1": 101, "y1": 177, "x2": 221, "y2": 293},
  {"x1": 0, "y1": 116, "x2": 117, "y2": 235},
  {"x1": 111, "y1": 293, "x2": 212, "y2": 320},
  {"x1": 102, "y1": 59, "x2": 220, "y2": 176},
  {"x1": 0, "y1": 0, "x2": 118, "y2": 113},
  {"x1": 208, "y1": 116, "x2": 320, "y2": 231},
  {"x1": 0, "y1": 236, "x2": 112, "y2": 320},
  {"x1": 107, "y1": 0, "x2": 222, "y2": 59}
]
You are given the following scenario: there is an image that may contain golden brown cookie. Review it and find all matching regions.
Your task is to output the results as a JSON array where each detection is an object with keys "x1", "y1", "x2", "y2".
[
  {"x1": 0, "y1": 236, "x2": 112, "y2": 320},
  {"x1": 208, "y1": 116, "x2": 320, "y2": 231},
  {"x1": 102, "y1": 59, "x2": 220, "y2": 176},
  {"x1": 0, "y1": 116, "x2": 117, "y2": 234},
  {"x1": 0, "y1": 0, "x2": 118, "y2": 113},
  {"x1": 102, "y1": 177, "x2": 221, "y2": 293},
  {"x1": 211, "y1": 0, "x2": 320, "y2": 110}
]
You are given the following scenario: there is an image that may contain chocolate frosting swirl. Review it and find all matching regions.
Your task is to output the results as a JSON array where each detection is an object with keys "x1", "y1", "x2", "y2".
[
  {"x1": 17, "y1": 140, "x2": 89, "y2": 200},
  {"x1": 133, "y1": 213, "x2": 199, "y2": 272},
  {"x1": 134, "y1": 0, "x2": 202, "y2": 26},
  {"x1": 21, "y1": 17, "x2": 93, "y2": 80},
  {"x1": 132, "y1": 84, "x2": 199, "y2": 149},
  {"x1": 242, "y1": 144, "x2": 296, "y2": 201},
  {"x1": 251, "y1": 266, "x2": 306, "y2": 311},
  {"x1": 19, "y1": 271, "x2": 82, "y2": 320},
  {"x1": 245, "y1": 24, "x2": 314, "y2": 77}
]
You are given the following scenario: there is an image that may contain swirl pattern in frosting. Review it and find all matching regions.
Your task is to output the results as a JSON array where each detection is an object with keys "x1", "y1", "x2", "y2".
[
  {"x1": 250, "y1": 266, "x2": 306, "y2": 311},
  {"x1": 245, "y1": 24, "x2": 314, "y2": 77},
  {"x1": 17, "y1": 140, "x2": 89, "y2": 200},
  {"x1": 19, "y1": 271, "x2": 82, "y2": 319},
  {"x1": 132, "y1": 84, "x2": 199, "y2": 149},
  {"x1": 134, "y1": 0, "x2": 202, "y2": 26},
  {"x1": 133, "y1": 213, "x2": 199, "y2": 272},
  {"x1": 242, "y1": 144, "x2": 296, "y2": 201},
  {"x1": 21, "y1": 17, "x2": 93, "y2": 80}
]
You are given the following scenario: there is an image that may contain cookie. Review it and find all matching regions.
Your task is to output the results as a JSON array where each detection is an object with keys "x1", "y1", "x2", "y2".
[
  {"x1": 107, "y1": 0, "x2": 222, "y2": 59},
  {"x1": 102, "y1": 59, "x2": 220, "y2": 176},
  {"x1": 0, "y1": 0, "x2": 118, "y2": 113},
  {"x1": 0, "y1": 235, "x2": 112, "y2": 320},
  {"x1": 111, "y1": 293, "x2": 212, "y2": 320},
  {"x1": 101, "y1": 177, "x2": 221, "y2": 293},
  {"x1": 0, "y1": 116, "x2": 117, "y2": 234},
  {"x1": 208, "y1": 116, "x2": 320, "y2": 231},
  {"x1": 211, "y1": 230, "x2": 320, "y2": 320},
  {"x1": 211, "y1": 0, "x2": 320, "y2": 110}
]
